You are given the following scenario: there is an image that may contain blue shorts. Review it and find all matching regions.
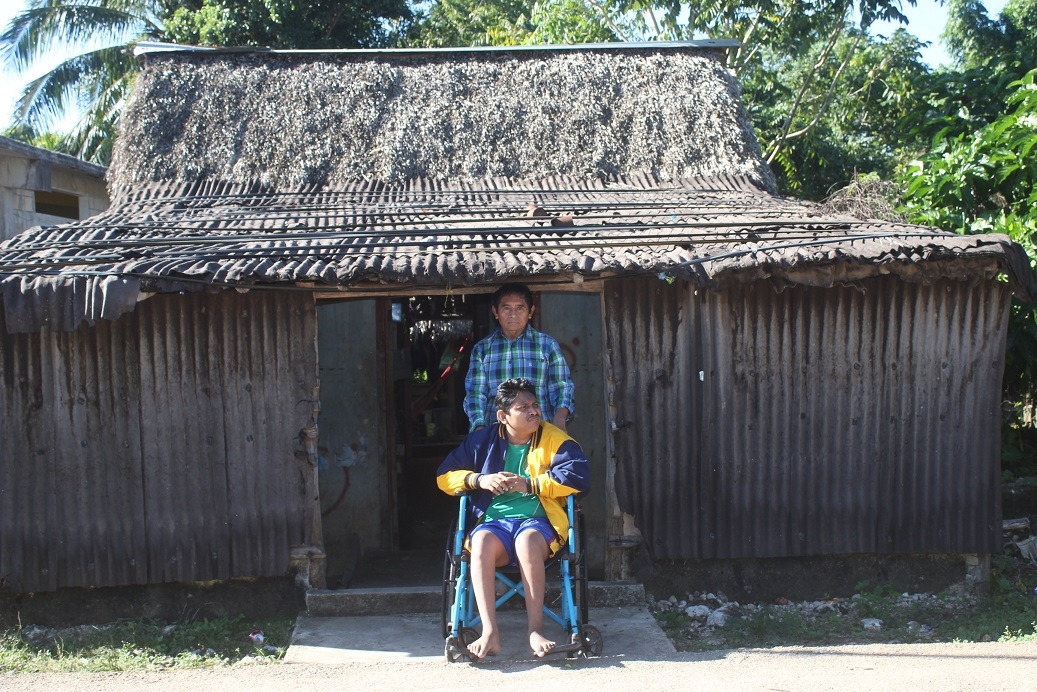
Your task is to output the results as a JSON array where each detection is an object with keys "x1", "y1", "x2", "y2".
[{"x1": 470, "y1": 517, "x2": 557, "y2": 567}]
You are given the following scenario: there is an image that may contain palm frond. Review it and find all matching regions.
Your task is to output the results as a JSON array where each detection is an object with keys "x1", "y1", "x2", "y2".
[
  {"x1": 14, "y1": 44, "x2": 138, "y2": 132},
  {"x1": 1, "y1": 1, "x2": 161, "y2": 69},
  {"x1": 70, "y1": 61, "x2": 134, "y2": 159}
]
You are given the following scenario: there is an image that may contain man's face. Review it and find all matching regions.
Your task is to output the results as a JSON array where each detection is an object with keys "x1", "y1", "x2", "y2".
[
  {"x1": 491, "y1": 292, "x2": 533, "y2": 340},
  {"x1": 498, "y1": 390, "x2": 541, "y2": 439}
]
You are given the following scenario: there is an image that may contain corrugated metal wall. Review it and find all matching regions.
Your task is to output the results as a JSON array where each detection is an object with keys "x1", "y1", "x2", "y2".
[
  {"x1": 0, "y1": 290, "x2": 320, "y2": 592},
  {"x1": 607, "y1": 276, "x2": 1010, "y2": 559}
]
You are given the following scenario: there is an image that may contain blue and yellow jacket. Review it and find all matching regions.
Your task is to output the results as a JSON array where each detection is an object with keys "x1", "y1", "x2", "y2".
[{"x1": 436, "y1": 421, "x2": 590, "y2": 557}]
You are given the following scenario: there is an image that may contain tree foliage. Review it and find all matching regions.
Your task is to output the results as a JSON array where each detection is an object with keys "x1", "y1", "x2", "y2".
[
  {"x1": 0, "y1": 0, "x2": 167, "y2": 164},
  {"x1": 409, "y1": 0, "x2": 921, "y2": 197},
  {"x1": 415, "y1": 0, "x2": 616, "y2": 46},
  {"x1": 898, "y1": 68, "x2": 1037, "y2": 454},
  {"x1": 1, "y1": 122, "x2": 74, "y2": 154},
  {"x1": 900, "y1": 71, "x2": 1037, "y2": 236},
  {"x1": 0, "y1": 0, "x2": 415, "y2": 165},
  {"x1": 903, "y1": 0, "x2": 1037, "y2": 150},
  {"x1": 164, "y1": 0, "x2": 414, "y2": 49}
]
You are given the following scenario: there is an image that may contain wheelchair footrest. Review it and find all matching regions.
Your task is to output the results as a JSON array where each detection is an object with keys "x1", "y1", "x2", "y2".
[{"x1": 545, "y1": 640, "x2": 583, "y2": 655}]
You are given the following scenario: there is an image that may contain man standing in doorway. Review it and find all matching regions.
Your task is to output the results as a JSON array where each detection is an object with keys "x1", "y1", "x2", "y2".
[{"x1": 464, "y1": 283, "x2": 575, "y2": 433}]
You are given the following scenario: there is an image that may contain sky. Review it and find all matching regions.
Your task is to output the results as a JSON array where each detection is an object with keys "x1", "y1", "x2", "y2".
[{"x1": 0, "y1": 0, "x2": 1014, "y2": 136}]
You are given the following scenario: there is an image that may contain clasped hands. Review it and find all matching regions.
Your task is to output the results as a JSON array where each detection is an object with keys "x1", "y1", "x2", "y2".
[{"x1": 479, "y1": 471, "x2": 528, "y2": 496}]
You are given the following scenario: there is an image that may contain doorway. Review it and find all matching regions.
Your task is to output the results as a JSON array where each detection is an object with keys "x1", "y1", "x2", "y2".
[
  {"x1": 315, "y1": 291, "x2": 494, "y2": 587},
  {"x1": 316, "y1": 288, "x2": 607, "y2": 589},
  {"x1": 391, "y1": 292, "x2": 492, "y2": 555}
]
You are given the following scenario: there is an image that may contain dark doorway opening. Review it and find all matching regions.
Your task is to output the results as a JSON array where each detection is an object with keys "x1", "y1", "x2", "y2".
[
  {"x1": 325, "y1": 288, "x2": 596, "y2": 589},
  {"x1": 344, "y1": 292, "x2": 497, "y2": 587},
  {"x1": 395, "y1": 293, "x2": 484, "y2": 551}
]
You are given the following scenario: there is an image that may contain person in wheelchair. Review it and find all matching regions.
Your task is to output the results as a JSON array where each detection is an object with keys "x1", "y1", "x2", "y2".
[{"x1": 437, "y1": 377, "x2": 590, "y2": 659}]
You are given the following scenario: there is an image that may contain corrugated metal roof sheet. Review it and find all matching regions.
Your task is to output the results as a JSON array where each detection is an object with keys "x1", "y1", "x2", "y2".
[
  {"x1": 133, "y1": 39, "x2": 742, "y2": 57},
  {"x1": 0, "y1": 175, "x2": 1030, "y2": 331},
  {"x1": 0, "y1": 174, "x2": 1023, "y2": 283}
]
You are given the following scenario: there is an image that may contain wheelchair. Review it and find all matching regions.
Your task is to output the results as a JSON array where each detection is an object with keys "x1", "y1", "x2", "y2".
[{"x1": 441, "y1": 493, "x2": 603, "y2": 663}]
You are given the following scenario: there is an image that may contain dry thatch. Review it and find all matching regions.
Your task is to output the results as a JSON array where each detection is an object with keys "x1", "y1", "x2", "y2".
[
  {"x1": 107, "y1": 45, "x2": 774, "y2": 197},
  {"x1": 820, "y1": 173, "x2": 908, "y2": 222}
]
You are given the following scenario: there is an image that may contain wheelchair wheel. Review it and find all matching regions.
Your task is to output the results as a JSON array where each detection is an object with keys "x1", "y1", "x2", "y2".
[
  {"x1": 444, "y1": 627, "x2": 480, "y2": 663},
  {"x1": 571, "y1": 625, "x2": 603, "y2": 658},
  {"x1": 441, "y1": 518, "x2": 459, "y2": 639}
]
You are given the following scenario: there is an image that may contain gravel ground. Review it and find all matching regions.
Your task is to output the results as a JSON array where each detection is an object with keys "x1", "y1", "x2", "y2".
[{"x1": 2, "y1": 641, "x2": 1036, "y2": 691}]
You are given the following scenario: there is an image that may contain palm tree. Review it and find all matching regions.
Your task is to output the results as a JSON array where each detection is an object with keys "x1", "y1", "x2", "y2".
[
  {"x1": 1, "y1": 0, "x2": 166, "y2": 165},
  {"x1": 2, "y1": 0, "x2": 418, "y2": 165}
]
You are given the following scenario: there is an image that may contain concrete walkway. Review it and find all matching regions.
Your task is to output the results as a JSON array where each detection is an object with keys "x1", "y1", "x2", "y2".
[{"x1": 285, "y1": 605, "x2": 673, "y2": 664}]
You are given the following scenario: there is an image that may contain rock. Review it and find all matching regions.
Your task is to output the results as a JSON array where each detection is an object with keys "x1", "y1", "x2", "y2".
[
  {"x1": 684, "y1": 605, "x2": 712, "y2": 620},
  {"x1": 704, "y1": 593, "x2": 725, "y2": 608},
  {"x1": 861, "y1": 618, "x2": 883, "y2": 631},
  {"x1": 718, "y1": 603, "x2": 743, "y2": 616},
  {"x1": 706, "y1": 610, "x2": 729, "y2": 627},
  {"x1": 21, "y1": 625, "x2": 55, "y2": 645}
]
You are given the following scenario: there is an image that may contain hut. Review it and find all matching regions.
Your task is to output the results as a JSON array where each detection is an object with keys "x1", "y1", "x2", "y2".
[
  {"x1": 0, "y1": 42, "x2": 1031, "y2": 600},
  {"x1": 0, "y1": 135, "x2": 109, "y2": 241}
]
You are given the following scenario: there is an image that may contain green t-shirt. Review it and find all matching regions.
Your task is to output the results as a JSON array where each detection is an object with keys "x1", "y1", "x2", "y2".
[{"x1": 483, "y1": 442, "x2": 547, "y2": 521}]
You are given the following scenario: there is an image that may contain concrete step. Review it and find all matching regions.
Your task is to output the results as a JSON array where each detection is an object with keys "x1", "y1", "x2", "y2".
[{"x1": 306, "y1": 581, "x2": 646, "y2": 617}]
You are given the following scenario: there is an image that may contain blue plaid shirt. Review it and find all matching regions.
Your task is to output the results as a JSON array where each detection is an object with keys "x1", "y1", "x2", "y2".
[{"x1": 463, "y1": 325, "x2": 575, "y2": 431}]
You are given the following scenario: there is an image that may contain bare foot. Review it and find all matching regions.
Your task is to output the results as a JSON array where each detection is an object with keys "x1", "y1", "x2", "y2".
[
  {"x1": 468, "y1": 631, "x2": 500, "y2": 659},
  {"x1": 530, "y1": 630, "x2": 556, "y2": 657}
]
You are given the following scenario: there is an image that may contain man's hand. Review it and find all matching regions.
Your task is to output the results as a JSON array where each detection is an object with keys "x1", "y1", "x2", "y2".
[
  {"x1": 479, "y1": 471, "x2": 521, "y2": 495},
  {"x1": 553, "y1": 408, "x2": 569, "y2": 432}
]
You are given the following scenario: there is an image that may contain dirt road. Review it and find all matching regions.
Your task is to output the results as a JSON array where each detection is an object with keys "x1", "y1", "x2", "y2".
[{"x1": 2, "y1": 641, "x2": 1034, "y2": 691}]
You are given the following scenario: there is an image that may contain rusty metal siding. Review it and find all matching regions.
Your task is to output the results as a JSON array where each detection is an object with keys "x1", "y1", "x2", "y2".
[
  {"x1": 0, "y1": 290, "x2": 319, "y2": 592},
  {"x1": 607, "y1": 276, "x2": 1009, "y2": 559}
]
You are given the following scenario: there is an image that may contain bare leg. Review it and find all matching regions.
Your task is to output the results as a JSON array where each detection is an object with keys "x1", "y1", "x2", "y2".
[
  {"x1": 515, "y1": 530, "x2": 555, "y2": 657},
  {"x1": 468, "y1": 530, "x2": 509, "y2": 658}
]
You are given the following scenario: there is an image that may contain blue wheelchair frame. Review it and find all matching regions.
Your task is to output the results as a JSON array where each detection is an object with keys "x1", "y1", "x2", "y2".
[{"x1": 442, "y1": 493, "x2": 602, "y2": 662}]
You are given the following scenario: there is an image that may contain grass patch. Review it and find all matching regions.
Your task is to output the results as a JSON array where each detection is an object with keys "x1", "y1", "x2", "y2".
[
  {"x1": 655, "y1": 555, "x2": 1037, "y2": 652},
  {"x1": 0, "y1": 614, "x2": 294, "y2": 672}
]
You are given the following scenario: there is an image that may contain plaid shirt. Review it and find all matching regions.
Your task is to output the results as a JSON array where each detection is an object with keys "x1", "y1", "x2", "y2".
[{"x1": 463, "y1": 325, "x2": 575, "y2": 431}]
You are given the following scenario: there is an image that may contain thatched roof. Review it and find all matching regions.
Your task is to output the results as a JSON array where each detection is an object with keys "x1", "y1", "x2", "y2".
[
  {"x1": 107, "y1": 42, "x2": 773, "y2": 196},
  {"x1": 0, "y1": 43, "x2": 1030, "y2": 333},
  {"x1": 1, "y1": 173, "x2": 1031, "y2": 332}
]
